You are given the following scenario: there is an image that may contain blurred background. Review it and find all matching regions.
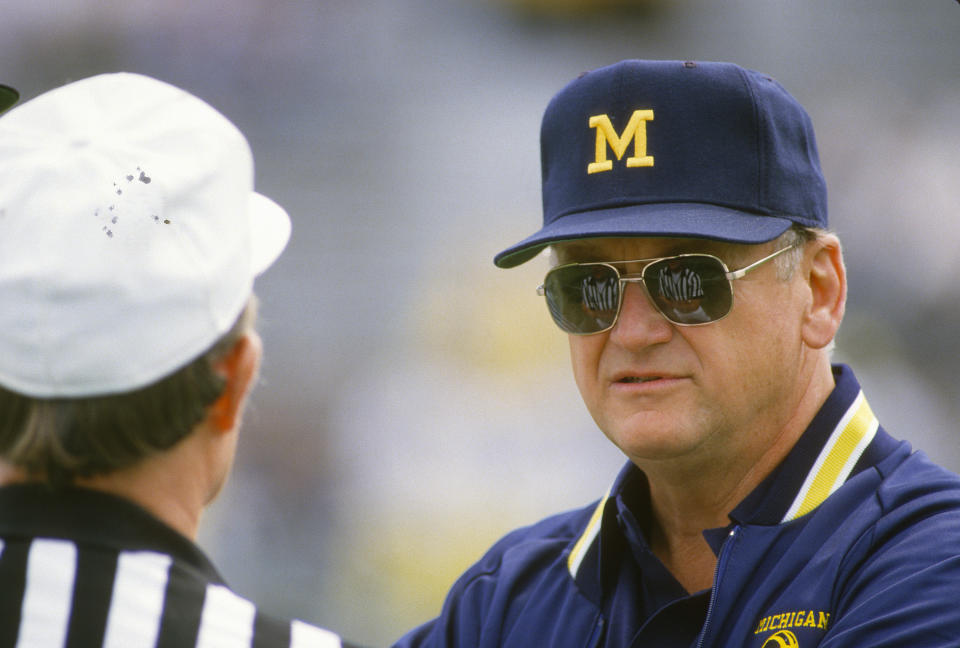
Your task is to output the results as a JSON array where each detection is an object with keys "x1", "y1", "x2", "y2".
[{"x1": 2, "y1": 1, "x2": 958, "y2": 644}]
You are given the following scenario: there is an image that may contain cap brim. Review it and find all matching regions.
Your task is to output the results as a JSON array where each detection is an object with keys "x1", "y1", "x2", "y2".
[
  {"x1": 494, "y1": 203, "x2": 794, "y2": 268},
  {"x1": 0, "y1": 84, "x2": 20, "y2": 114},
  {"x1": 248, "y1": 192, "x2": 291, "y2": 275}
]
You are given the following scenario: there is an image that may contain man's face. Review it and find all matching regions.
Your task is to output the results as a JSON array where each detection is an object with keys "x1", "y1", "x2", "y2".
[{"x1": 555, "y1": 236, "x2": 810, "y2": 471}]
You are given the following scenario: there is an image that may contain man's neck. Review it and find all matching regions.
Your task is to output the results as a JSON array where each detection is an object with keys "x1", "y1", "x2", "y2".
[
  {"x1": 0, "y1": 428, "x2": 220, "y2": 541},
  {"x1": 73, "y1": 462, "x2": 206, "y2": 541},
  {"x1": 639, "y1": 355, "x2": 837, "y2": 592}
]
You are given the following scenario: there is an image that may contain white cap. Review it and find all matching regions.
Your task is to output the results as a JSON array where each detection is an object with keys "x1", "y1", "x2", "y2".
[{"x1": 0, "y1": 73, "x2": 291, "y2": 397}]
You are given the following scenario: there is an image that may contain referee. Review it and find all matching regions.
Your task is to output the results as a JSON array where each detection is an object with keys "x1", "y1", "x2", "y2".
[{"x1": 0, "y1": 75, "x2": 358, "y2": 648}]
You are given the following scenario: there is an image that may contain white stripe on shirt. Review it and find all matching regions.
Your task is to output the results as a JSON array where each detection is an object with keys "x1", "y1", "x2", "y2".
[
  {"x1": 103, "y1": 551, "x2": 173, "y2": 648},
  {"x1": 566, "y1": 492, "x2": 609, "y2": 580},
  {"x1": 17, "y1": 539, "x2": 77, "y2": 648},
  {"x1": 782, "y1": 391, "x2": 878, "y2": 522},
  {"x1": 291, "y1": 620, "x2": 343, "y2": 648},
  {"x1": 196, "y1": 583, "x2": 257, "y2": 648}
]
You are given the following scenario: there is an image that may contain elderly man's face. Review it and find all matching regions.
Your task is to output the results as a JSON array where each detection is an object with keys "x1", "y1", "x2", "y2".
[{"x1": 555, "y1": 236, "x2": 811, "y2": 473}]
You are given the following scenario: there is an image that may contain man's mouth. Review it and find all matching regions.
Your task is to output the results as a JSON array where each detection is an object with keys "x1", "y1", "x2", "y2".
[{"x1": 619, "y1": 376, "x2": 661, "y2": 383}]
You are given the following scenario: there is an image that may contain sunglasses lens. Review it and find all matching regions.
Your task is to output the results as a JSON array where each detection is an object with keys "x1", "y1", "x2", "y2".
[
  {"x1": 645, "y1": 256, "x2": 732, "y2": 324},
  {"x1": 543, "y1": 256, "x2": 735, "y2": 333},
  {"x1": 544, "y1": 264, "x2": 621, "y2": 334}
]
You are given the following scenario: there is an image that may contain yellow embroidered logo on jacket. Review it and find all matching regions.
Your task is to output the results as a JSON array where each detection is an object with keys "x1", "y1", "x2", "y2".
[
  {"x1": 761, "y1": 630, "x2": 800, "y2": 647},
  {"x1": 755, "y1": 610, "x2": 830, "y2": 636},
  {"x1": 587, "y1": 109, "x2": 654, "y2": 174}
]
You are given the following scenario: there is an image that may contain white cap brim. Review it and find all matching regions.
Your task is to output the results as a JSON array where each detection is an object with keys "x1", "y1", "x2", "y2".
[{"x1": 248, "y1": 192, "x2": 291, "y2": 276}]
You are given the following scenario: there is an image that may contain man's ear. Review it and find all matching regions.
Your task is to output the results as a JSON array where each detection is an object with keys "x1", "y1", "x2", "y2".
[
  {"x1": 207, "y1": 332, "x2": 262, "y2": 434},
  {"x1": 801, "y1": 234, "x2": 847, "y2": 350}
]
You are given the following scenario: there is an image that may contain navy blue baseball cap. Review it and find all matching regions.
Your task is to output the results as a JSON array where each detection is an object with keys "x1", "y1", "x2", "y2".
[
  {"x1": 0, "y1": 84, "x2": 18, "y2": 114},
  {"x1": 494, "y1": 60, "x2": 828, "y2": 268}
]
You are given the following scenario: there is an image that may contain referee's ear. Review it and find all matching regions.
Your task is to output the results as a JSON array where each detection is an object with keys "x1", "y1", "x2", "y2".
[{"x1": 207, "y1": 332, "x2": 263, "y2": 434}]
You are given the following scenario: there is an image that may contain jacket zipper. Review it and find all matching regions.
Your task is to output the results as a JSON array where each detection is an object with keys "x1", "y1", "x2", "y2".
[{"x1": 696, "y1": 525, "x2": 741, "y2": 648}]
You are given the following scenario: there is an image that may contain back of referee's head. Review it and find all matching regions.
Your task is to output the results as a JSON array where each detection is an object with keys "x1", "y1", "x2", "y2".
[{"x1": 0, "y1": 73, "x2": 290, "y2": 489}]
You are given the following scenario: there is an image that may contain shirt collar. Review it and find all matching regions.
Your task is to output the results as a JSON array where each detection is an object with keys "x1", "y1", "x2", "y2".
[
  {"x1": 727, "y1": 363, "x2": 898, "y2": 527},
  {"x1": 0, "y1": 484, "x2": 224, "y2": 583}
]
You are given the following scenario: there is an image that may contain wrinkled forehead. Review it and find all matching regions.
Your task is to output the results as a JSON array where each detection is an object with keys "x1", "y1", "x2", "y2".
[{"x1": 551, "y1": 236, "x2": 760, "y2": 265}]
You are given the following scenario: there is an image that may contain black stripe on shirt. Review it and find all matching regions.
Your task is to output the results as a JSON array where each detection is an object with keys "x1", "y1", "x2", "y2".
[
  {"x1": 65, "y1": 546, "x2": 119, "y2": 648},
  {"x1": 253, "y1": 610, "x2": 292, "y2": 648},
  {"x1": 0, "y1": 539, "x2": 29, "y2": 646},
  {"x1": 155, "y1": 562, "x2": 206, "y2": 648}
]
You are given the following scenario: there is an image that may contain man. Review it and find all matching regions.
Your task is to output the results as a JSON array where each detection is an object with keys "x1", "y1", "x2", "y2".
[
  {"x1": 395, "y1": 60, "x2": 960, "y2": 646},
  {"x1": 0, "y1": 73, "x2": 355, "y2": 647}
]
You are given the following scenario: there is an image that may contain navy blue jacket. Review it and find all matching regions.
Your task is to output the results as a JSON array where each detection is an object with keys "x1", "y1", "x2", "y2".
[{"x1": 395, "y1": 365, "x2": 960, "y2": 647}]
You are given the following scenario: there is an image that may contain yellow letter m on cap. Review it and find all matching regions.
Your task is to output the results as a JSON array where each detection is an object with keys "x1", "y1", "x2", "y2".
[{"x1": 587, "y1": 110, "x2": 654, "y2": 174}]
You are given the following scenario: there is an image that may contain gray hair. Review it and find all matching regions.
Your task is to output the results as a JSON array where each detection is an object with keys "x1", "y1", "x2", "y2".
[{"x1": 772, "y1": 225, "x2": 822, "y2": 280}]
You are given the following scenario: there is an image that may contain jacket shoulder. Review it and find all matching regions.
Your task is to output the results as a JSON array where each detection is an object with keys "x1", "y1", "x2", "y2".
[
  {"x1": 393, "y1": 500, "x2": 604, "y2": 647},
  {"x1": 464, "y1": 499, "x2": 603, "y2": 580},
  {"x1": 875, "y1": 448, "x2": 960, "y2": 516}
]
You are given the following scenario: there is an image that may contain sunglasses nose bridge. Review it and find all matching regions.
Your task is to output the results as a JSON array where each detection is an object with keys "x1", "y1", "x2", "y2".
[
  {"x1": 616, "y1": 270, "x2": 648, "y2": 299},
  {"x1": 613, "y1": 275, "x2": 670, "y2": 328},
  {"x1": 618, "y1": 274, "x2": 648, "y2": 293}
]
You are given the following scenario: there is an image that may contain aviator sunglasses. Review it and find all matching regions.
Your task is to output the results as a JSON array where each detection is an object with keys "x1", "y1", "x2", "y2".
[{"x1": 537, "y1": 244, "x2": 798, "y2": 334}]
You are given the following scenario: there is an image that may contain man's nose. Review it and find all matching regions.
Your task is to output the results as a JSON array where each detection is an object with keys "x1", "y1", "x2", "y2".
[{"x1": 607, "y1": 281, "x2": 674, "y2": 347}]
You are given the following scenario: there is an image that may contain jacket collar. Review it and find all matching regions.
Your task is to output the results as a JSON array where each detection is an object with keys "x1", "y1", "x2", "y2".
[
  {"x1": 0, "y1": 484, "x2": 224, "y2": 583},
  {"x1": 728, "y1": 363, "x2": 898, "y2": 526},
  {"x1": 566, "y1": 364, "x2": 902, "y2": 594}
]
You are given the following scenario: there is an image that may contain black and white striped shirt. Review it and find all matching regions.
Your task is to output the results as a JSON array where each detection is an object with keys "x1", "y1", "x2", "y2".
[{"x1": 0, "y1": 485, "x2": 353, "y2": 648}]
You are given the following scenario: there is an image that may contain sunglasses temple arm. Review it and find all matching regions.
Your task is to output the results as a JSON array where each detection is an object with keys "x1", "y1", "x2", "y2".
[{"x1": 725, "y1": 243, "x2": 797, "y2": 280}]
